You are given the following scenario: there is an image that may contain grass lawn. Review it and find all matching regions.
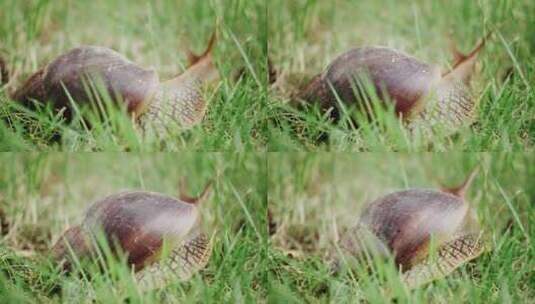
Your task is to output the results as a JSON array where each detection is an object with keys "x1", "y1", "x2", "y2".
[
  {"x1": 0, "y1": 0, "x2": 268, "y2": 151},
  {"x1": 0, "y1": 153, "x2": 268, "y2": 302},
  {"x1": 268, "y1": 152, "x2": 534, "y2": 302},
  {"x1": 267, "y1": 0, "x2": 534, "y2": 151}
]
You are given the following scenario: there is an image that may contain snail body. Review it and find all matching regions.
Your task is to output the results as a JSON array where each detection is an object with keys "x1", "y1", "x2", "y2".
[
  {"x1": 299, "y1": 37, "x2": 487, "y2": 133},
  {"x1": 52, "y1": 183, "x2": 212, "y2": 291},
  {"x1": 11, "y1": 34, "x2": 218, "y2": 132},
  {"x1": 334, "y1": 170, "x2": 484, "y2": 288}
]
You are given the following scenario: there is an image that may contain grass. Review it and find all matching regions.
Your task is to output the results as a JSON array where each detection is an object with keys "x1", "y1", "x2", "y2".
[
  {"x1": 268, "y1": 152, "x2": 534, "y2": 302},
  {"x1": 0, "y1": 153, "x2": 268, "y2": 302},
  {"x1": 0, "y1": 0, "x2": 268, "y2": 151},
  {"x1": 267, "y1": 0, "x2": 534, "y2": 151}
]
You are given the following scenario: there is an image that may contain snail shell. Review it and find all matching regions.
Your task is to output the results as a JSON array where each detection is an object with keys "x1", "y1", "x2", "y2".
[
  {"x1": 52, "y1": 183, "x2": 212, "y2": 290},
  {"x1": 11, "y1": 33, "x2": 218, "y2": 131},
  {"x1": 300, "y1": 37, "x2": 488, "y2": 133},
  {"x1": 14, "y1": 47, "x2": 159, "y2": 118},
  {"x1": 335, "y1": 169, "x2": 484, "y2": 288}
]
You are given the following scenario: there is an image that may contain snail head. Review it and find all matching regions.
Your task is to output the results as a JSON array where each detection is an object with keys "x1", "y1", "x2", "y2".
[{"x1": 141, "y1": 32, "x2": 219, "y2": 132}]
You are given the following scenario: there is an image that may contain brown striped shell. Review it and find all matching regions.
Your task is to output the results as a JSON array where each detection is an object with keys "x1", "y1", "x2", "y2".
[
  {"x1": 301, "y1": 47, "x2": 441, "y2": 118},
  {"x1": 12, "y1": 47, "x2": 159, "y2": 120},
  {"x1": 52, "y1": 184, "x2": 212, "y2": 275},
  {"x1": 46, "y1": 46, "x2": 158, "y2": 117},
  {"x1": 299, "y1": 37, "x2": 488, "y2": 133}
]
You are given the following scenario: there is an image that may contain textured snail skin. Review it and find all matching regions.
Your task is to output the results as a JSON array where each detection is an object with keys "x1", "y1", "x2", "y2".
[
  {"x1": 406, "y1": 79, "x2": 473, "y2": 132},
  {"x1": 52, "y1": 191, "x2": 211, "y2": 286},
  {"x1": 136, "y1": 232, "x2": 212, "y2": 290},
  {"x1": 11, "y1": 35, "x2": 218, "y2": 131},
  {"x1": 299, "y1": 40, "x2": 485, "y2": 132}
]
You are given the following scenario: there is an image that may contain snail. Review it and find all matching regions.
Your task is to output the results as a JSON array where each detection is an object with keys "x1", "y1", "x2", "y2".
[
  {"x1": 7, "y1": 33, "x2": 218, "y2": 132},
  {"x1": 51, "y1": 181, "x2": 213, "y2": 291},
  {"x1": 332, "y1": 169, "x2": 485, "y2": 288},
  {"x1": 298, "y1": 35, "x2": 489, "y2": 133}
]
